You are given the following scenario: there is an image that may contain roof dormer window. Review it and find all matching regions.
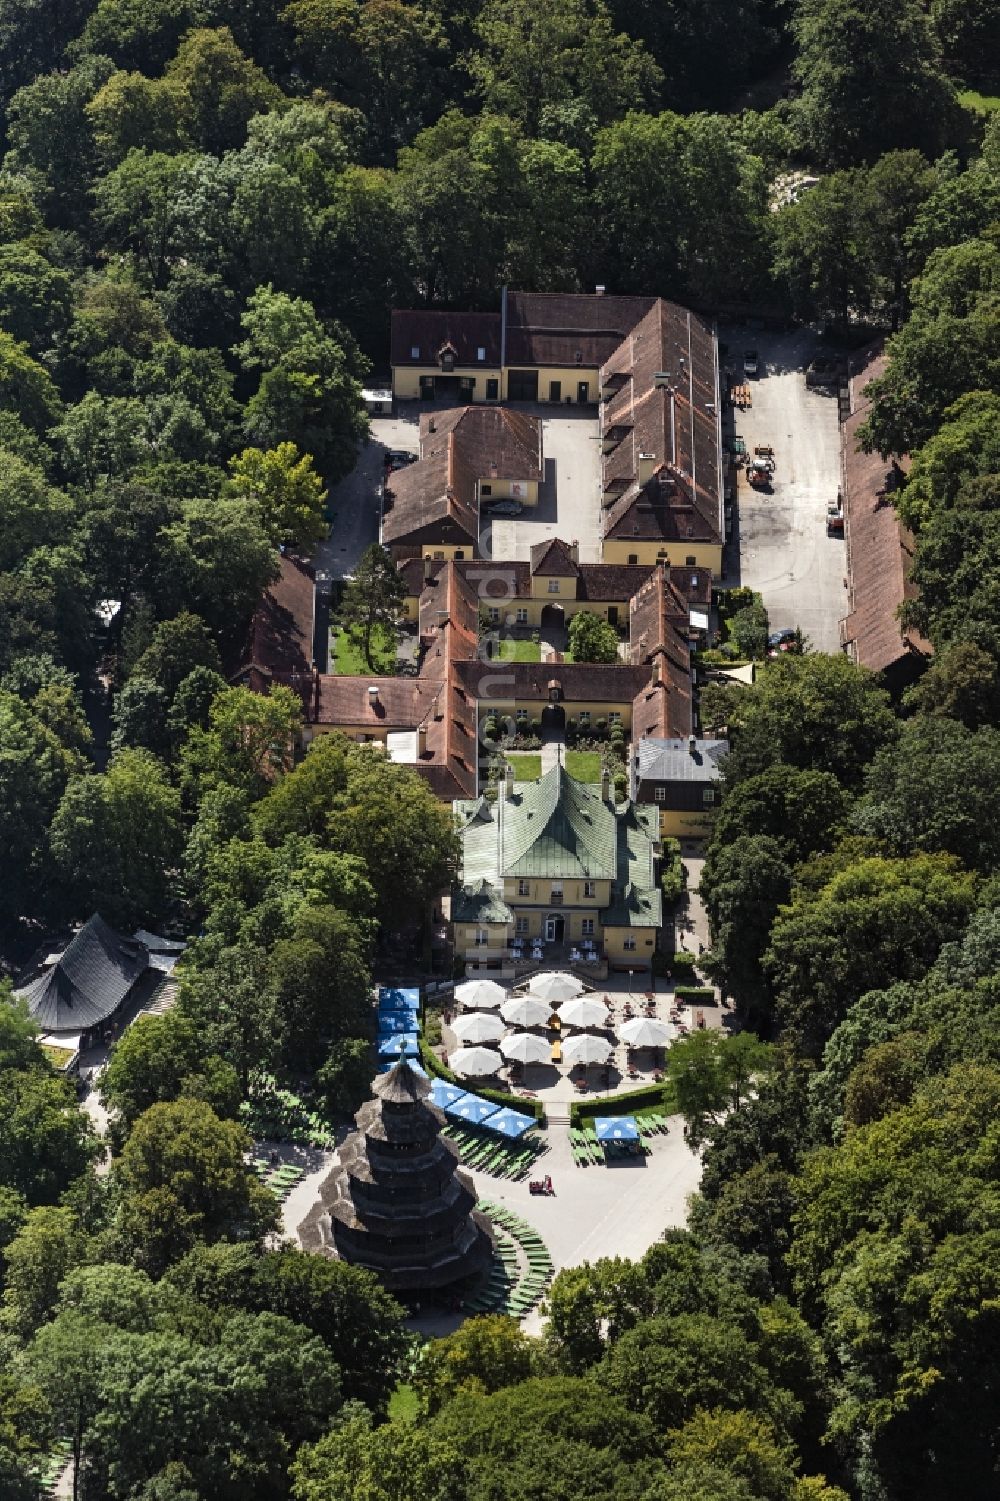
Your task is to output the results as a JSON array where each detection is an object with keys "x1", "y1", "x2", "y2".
[
  {"x1": 410, "y1": 345, "x2": 420, "y2": 359},
  {"x1": 477, "y1": 346, "x2": 486, "y2": 361}
]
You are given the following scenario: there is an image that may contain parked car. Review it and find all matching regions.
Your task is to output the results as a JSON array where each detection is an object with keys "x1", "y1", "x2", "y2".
[
  {"x1": 768, "y1": 628, "x2": 797, "y2": 648},
  {"x1": 744, "y1": 349, "x2": 759, "y2": 377},
  {"x1": 385, "y1": 449, "x2": 416, "y2": 472},
  {"x1": 486, "y1": 499, "x2": 523, "y2": 516}
]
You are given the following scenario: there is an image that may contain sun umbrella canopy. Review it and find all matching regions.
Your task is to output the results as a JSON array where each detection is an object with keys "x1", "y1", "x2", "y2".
[
  {"x1": 449, "y1": 1046, "x2": 503, "y2": 1077},
  {"x1": 500, "y1": 1031, "x2": 551, "y2": 1065},
  {"x1": 561, "y1": 1032, "x2": 612, "y2": 1065},
  {"x1": 594, "y1": 1115, "x2": 639, "y2": 1142},
  {"x1": 527, "y1": 971, "x2": 583, "y2": 1003},
  {"x1": 500, "y1": 996, "x2": 550, "y2": 1028},
  {"x1": 451, "y1": 1011, "x2": 504, "y2": 1044},
  {"x1": 378, "y1": 987, "x2": 420, "y2": 1012},
  {"x1": 455, "y1": 979, "x2": 506, "y2": 1009},
  {"x1": 378, "y1": 1012, "x2": 418, "y2": 1035},
  {"x1": 445, "y1": 1092, "x2": 501, "y2": 1122},
  {"x1": 556, "y1": 996, "x2": 610, "y2": 1029},
  {"x1": 619, "y1": 1017, "x2": 676, "y2": 1048},
  {"x1": 485, "y1": 1107, "x2": 535, "y2": 1138},
  {"x1": 429, "y1": 1078, "x2": 468, "y2": 1109},
  {"x1": 377, "y1": 1033, "x2": 419, "y2": 1058}
]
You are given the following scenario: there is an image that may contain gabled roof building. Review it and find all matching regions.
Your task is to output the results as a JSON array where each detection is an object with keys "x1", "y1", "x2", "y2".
[{"x1": 452, "y1": 763, "x2": 662, "y2": 975}]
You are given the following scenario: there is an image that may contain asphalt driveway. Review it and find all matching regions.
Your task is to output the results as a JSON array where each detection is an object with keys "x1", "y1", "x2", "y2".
[{"x1": 721, "y1": 327, "x2": 846, "y2": 654}]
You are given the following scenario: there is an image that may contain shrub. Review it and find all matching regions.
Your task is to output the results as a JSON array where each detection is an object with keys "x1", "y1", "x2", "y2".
[
  {"x1": 570, "y1": 1080, "x2": 676, "y2": 1125},
  {"x1": 672, "y1": 985, "x2": 715, "y2": 1003},
  {"x1": 672, "y1": 951, "x2": 698, "y2": 971},
  {"x1": 596, "y1": 717, "x2": 607, "y2": 733},
  {"x1": 418, "y1": 1037, "x2": 545, "y2": 1122}
]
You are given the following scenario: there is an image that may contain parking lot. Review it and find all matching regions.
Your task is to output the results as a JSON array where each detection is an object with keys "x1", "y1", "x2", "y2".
[{"x1": 721, "y1": 327, "x2": 846, "y2": 654}]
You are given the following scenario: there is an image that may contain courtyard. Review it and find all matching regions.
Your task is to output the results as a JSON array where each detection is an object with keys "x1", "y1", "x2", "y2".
[{"x1": 721, "y1": 325, "x2": 846, "y2": 653}]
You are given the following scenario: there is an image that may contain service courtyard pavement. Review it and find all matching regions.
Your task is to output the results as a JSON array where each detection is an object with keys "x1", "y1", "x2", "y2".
[
  {"x1": 485, "y1": 407, "x2": 603, "y2": 565},
  {"x1": 721, "y1": 325, "x2": 846, "y2": 654}
]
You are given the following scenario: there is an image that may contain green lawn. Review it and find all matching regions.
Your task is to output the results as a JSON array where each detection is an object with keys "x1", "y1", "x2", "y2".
[
  {"x1": 388, "y1": 1383, "x2": 419, "y2": 1422},
  {"x1": 492, "y1": 637, "x2": 541, "y2": 662},
  {"x1": 960, "y1": 89, "x2": 1000, "y2": 113},
  {"x1": 332, "y1": 624, "x2": 396, "y2": 675},
  {"x1": 565, "y1": 751, "x2": 602, "y2": 781},
  {"x1": 507, "y1": 754, "x2": 542, "y2": 780}
]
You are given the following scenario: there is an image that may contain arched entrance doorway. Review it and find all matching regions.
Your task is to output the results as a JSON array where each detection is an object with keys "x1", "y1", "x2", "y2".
[{"x1": 540, "y1": 703, "x2": 565, "y2": 733}]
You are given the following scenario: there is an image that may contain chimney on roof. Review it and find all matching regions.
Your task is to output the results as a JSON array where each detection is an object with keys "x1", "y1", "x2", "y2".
[
  {"x1": 505, "y1": 762, "x2": 515, "y2": 799},
  {"x1": 428, "y1": 417, "x2": 436, "y2": 433},
  {"x1": 490, "y1": 463, "x2": 498, "y2": 478},
  {"x1": 638, "y1": 452, "x2": 657, "y2": 487},
  {"x1": 423, "y1": 554, "x2": 434, "y2": 583},
  {"x1": 368, "y1": 685, "x2": 380, "y2": 707},
  {"x1": 601, "y1": 766, "x2": 612, "y2": 803},
  {"x1": 688, "y1": 734, "x2": 697, "y2": 757},
  {"x1": 653, "y1": 657, "x2": 662, "y2": 686},
  {"x1": 569, "y1": 540, "x2": 579, "y2": 564},
  {"x1": 418, "y1": 726, "x2": 427, "y2": 758}
]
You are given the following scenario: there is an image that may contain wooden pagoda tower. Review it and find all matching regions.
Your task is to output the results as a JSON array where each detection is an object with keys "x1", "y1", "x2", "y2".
[{"x1": 298, "y1": 1060, "x2": 493, "y2": 1291}]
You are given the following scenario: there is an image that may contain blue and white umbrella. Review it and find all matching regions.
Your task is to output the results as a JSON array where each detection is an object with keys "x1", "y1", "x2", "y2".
[
  {"x1": 484, "y1": 1107, "x2": 535, "y2": 1139},
  {"x1": 378, "y1": 1012, "x2": 418, "y2": 1035},
  {"x1": 429, "y1": 1079, "x2": 468, "y2": 1109},
  {"x1": 378, "y1": 987, "x2": 421, "y2": 1013},
  {"x1": 445, "y1": 1093, "x2": 501, "y2": 1124},
  {"x1": 593, "y1": 1116, "x2": 640, "y2": 1142},
  {"x1": 377, "y1": 1033, "x2": 419, "y2": 1058}
]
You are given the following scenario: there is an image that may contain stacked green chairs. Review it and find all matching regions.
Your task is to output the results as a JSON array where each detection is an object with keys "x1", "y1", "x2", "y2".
[{"x1": 440, "y1": 1122, "x2": 548, "y2": 1181}]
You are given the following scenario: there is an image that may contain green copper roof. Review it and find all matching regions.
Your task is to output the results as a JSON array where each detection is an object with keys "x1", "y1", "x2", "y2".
[
  {"x1": 500, "y1": 766, "x2": 617, "y2": 879},
  {"x1": 601, "y1": 881, "x2": 662, "y2": 928},
  {"x1": 452, "y1": 878, "x2": 513, "y2": 924}
]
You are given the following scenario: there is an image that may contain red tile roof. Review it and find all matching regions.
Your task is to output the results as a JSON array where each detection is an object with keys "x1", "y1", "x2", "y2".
[
  {"x1": 505, "y1": 291, "x2": 655, "y2": 369},
  {"x1": 391, "y1": 309, "x2": 501, "y2": 367},
  {"x1": 600, "y1": 300, "x2": 722, "y2": 546},
  {"x1": 380, "y1": 433, "x2": 480, "y2": 548},
  {"x1": 238, "y1": 553, "x2": 314, "y2": 679},
  {"x1": 420, "y1": 406, "x2": 542, "y2": 482},
  {"x1": 840, "y1": 350, "x2": 931, "y2": 678}
]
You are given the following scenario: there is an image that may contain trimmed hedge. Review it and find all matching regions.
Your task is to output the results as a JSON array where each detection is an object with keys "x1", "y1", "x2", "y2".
[
  {"x1": 419, "y1": 1037, "x2": 546, "y2": 1123},
  {"x1": 671, "y1": 951, "x2": 698, "y2": 971},
  {"x1": 570, "y1": 1081, "x2": 677, "y2": 1126},
  {"x1": 673, "y1": 985, "x2": 716, "y2": 1003}
]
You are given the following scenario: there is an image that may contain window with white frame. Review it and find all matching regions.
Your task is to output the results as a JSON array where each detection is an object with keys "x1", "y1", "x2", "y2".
[
  {"x1": 703, "y1": 788, "x2": 716, "y2": 806},
  {"x1": 583, "y1": 881, "x2": 596, "y2": 897},
  {"x1": 653, "y1": 786, "x2": 666, "y2": 802},
  {"x1": 477, "y1": 346, "x2": 487, "y2": 361},
  {"x1": 516, "y1": 916, "x2": 529, "y2": 934},
  {"x1": 550, "y1": 883, "x2": 563, "y2": 903},
  {"x1": 623, "y1": 935, "x2": 637, "y2": 951},
  {"x1": 488, "y1": 606, "x2": 500, "y2": 623},
  {"x1": 410, "y1": 345, "x2": 420, "y2": 358},
  {"x1": 547, "y1": 579, "x2": 560, "y2": 593},
  {"x1": 609, "y1": 711, "x2": 621, "y2": 724},
  {"x1": 516, "y1": 607, "x2": 528, "y2": 624},
  {"x1": 475, "y1": 929, "x2": 488, "y2": 946},
  {"x1": 516, "y1": 707, "x2": 528, "y2": 722},
  {"x1": 578, "y1": 711, "x2": 591, "y2": 725},
  {"x1": 518, "y1": 879, "x2": 530, "y2": 896},
  {"x1": 581, "y1": 918, "x2": 595, "y2": 936}
]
